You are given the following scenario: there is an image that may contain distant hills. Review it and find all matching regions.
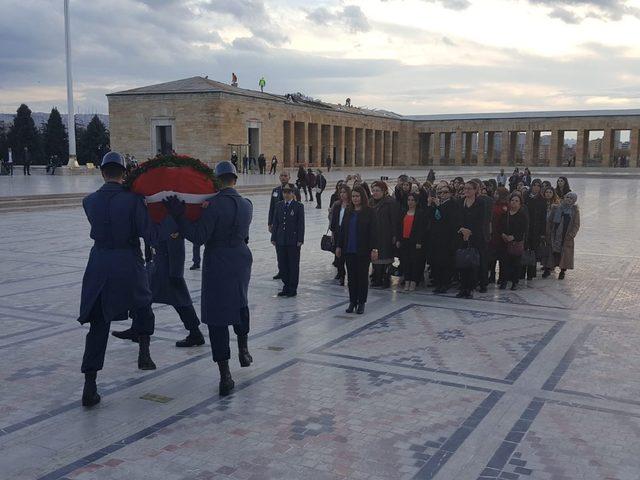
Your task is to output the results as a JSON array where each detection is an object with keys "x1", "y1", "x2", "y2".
[{"x1": 0, "y1": 113, "x2": 109, "y2": 129}]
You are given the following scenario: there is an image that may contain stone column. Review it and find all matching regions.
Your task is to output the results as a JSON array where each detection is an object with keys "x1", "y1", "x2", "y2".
[
  {"x1": 532, "y1": 131, "x2": 540, "y2": 166},
  {"x1": 348, "y1": 127, "x2": 356, "y2": 167},
  {"x1": 550, "y1": 130, "x2": 563, "y2": 167},
  {"x1": 364, "y1": 129, "x2": 373, "y2": 166},
  {"x1": 463, "y1": 132, "x2": 473, "y2": 165},
  {"x1": 454, "y1": 129, "x2": 463, "y2": 165},
  {"x1": 282, "y1": 120, "x2": 292, "y2": 167},
  {"x1": 477, "y1": 131, "x2": 486, "y2": 166},
  {"x1": 374, "y1": 130, "x2": 383, "y2": 166},
  {"x1": 431, "y1": 132, "x2": 441, "y2": 166},
  {"x1": 356, "y1": 128, "x2": 365, "y2": 167},
  {"x1": 383, "y1": 130, "x2": 392, "y2": 166},
  {"x1": 328, "y1": 125, "x2": 334, "y2": 168},
  {"x1": 500, "y1": 130, "x2": 510, "y2": 166},
  {"x1": 486, "y1": 132, "x2": 495, "y2": 164},
  {"x1": 575, "y1": 129, "x2": 587, "y2": 167},
  {"x1": 335, "y1": 126, "x2": 344, "y2": 167},
  {"x1": 298, "y1": 122, "x2": 308, "y2": 164},
  {"x1": 525, "y1": 129, "x2": 534, "y2": 165},
  {"x1": 443, "y1": 133, "x2": 452, "y2": 164},
  {"x1": 630, "y1": 128, "x2": 640, "y2": 167},
  {"x1": 601, "y1": 128, "x2": 614, "y2": 167}
]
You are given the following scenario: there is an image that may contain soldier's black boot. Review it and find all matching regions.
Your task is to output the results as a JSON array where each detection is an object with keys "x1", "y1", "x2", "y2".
[
  {"x1": 111, "y1": 328, "x2": 139, "y2": 343},
  {"x1": 237, "y1": 335, "x2": 253, "y2": 367},
  {"x1": 82, "y1": 372, "x2": 101, "y2": 407},
  {"x1": 137, "y1": 335, "x2": 157, "y2": 370},
  {"x1": 218, "y1": 360, "x2": 235, "y2": 396},
  {"x1": 175, "y1": 328, "x2": 205, "y2": 348}
]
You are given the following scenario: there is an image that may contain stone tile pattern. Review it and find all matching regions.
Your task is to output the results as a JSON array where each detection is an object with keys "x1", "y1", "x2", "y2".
[
  {"x1": 320, "y1": 305, "x2": 558, "y2": 383},
  {"x1": 66, "y1": 362, "x2": 489, "y2": 480}
]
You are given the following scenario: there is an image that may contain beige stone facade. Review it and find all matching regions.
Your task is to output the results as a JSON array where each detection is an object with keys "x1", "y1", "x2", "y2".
[{"x1": 108, "y1": 77, "x2": 640, "y2": 168}]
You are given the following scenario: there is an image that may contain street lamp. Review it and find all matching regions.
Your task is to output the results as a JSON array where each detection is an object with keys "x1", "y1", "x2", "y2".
[{"x1": 64, "y1": 0, "x2": 78, "y2": 167}]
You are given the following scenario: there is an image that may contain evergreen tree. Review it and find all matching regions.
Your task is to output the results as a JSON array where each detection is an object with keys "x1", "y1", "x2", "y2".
[
  {"x1": 7, "y1": 104, "x2": 40, "y2": 163},
  {"x1": 77, "y1": 115, "x2": 109, "y2": 165},
  {"x1": 0, "y1": 122, "x2": 8, "y2": 162},
  {"x1": 43, "y1": 107, "x2": 68, "y2": 164}
]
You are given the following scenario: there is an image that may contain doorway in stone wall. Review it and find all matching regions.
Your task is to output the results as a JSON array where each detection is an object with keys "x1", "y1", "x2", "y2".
[{"x1": 248, "y1": 127, "x2": 260, "y2": 160}]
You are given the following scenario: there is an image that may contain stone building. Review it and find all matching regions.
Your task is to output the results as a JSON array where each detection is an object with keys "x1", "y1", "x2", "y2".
[{"x1": 108, "y1": 76, "x2": 640, "y2": 168}]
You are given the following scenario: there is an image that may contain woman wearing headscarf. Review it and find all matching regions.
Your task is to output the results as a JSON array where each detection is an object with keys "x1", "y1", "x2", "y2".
[
  {"x1": 555, "y1": 176, "x2": 571, "y2": 199},
  {"x1": 369, "y1": 181, "x2": 401, "y2": 288},
  {"x1": 543, "y1": 192, "x2": 580, "y2": 279},
  {"x1": 524, "y1": 179, "x2": 547, "y2": 280}
]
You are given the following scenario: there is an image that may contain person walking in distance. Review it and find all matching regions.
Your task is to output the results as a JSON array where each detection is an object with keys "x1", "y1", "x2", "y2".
[
  {"x1": 269, "y1": 155, "x2": 278, "y2": 175},
  {"x1": 271, "y1": 185, "x2": 305, "y2": 297},
  {"x1": 78, "y1": 152, "x2": 173, "y2": 407},
  {"x1": 164, "y1": 161, "x2": 254, "y2": 397},
  {"x1": 23, "y1": 147, "x2": 31, "y2": 175},
  {"x1": 315, "y1": 169, "x2": 327, "y2": 209}
]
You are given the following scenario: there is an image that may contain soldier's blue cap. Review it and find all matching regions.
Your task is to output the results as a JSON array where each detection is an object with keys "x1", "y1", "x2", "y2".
[
  {"x1": 215, "y1": 160, "x2": 237, "y2": 178},
  {"x1": 100, "y1": 151, "x2": 126, "y2": 169}
]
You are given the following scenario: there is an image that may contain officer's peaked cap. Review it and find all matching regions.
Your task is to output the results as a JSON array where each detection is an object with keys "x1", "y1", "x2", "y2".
[
  {"x1": 215, "y1": 160, "x2": 237, "y2": 178},
  {"x1": 100, "y1": 151, "x2": 126, "y2": 169}
]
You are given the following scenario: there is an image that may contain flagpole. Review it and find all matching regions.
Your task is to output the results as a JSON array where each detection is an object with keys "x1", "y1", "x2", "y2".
[{"x1": 64, "y1": 0, "x2": 78, "y2": 167}]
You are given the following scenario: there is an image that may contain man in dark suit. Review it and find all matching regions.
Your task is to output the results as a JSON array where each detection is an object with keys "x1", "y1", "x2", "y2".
[
  {"x1": 271, "y1": 185, "x2": 304, "y2": 297},
  {"x1": 268, "y1": 170, "x2": 301, "y2": 280}
]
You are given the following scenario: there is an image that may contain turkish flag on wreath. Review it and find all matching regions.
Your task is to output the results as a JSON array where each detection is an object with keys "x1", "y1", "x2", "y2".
[{"x1": 126, "y1": 154, "x2": 218, "y2": 223}]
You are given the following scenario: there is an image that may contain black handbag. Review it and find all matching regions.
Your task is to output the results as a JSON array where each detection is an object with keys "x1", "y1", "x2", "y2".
[
  {"x1": 536, "y1": 238, "x2": 549, "y2": 260},
  {"x1": 455, "y1": 242, "x2": 480, "y2": 269},
  {"x1": 321, "y1": 228, "x2": 334, "y2": 252}
]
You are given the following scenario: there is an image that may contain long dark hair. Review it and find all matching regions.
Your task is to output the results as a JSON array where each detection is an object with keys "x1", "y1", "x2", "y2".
[
  {"x1": 350, "y1": 185, "x2": 370, "y2": 211},
  {"x1": 556, "y1": 176, "x2": 571, "y2": 198}
]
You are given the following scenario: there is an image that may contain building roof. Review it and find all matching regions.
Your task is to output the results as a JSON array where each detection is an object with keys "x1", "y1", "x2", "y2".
[
  {"x1": 108, "y1": 76, "x2": 640, "y2": 122},
  {"x1": 405, "y1": 109, "x2": 640, "y2": 121},
  {"x1": 107, "y1": 76, "x2": 403, "y2": 119}
]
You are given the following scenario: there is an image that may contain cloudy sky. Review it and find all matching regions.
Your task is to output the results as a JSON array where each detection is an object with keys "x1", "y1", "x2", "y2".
[{"x1": 2, "y1": 0, "x2": 640, "y2": 115}]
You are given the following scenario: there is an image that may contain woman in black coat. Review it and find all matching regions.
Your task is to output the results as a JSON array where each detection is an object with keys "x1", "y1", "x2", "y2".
[
  {"x1": 428, "y1": 184, "x2": 461, "y2": 293},
  {"x1": 498, "y1": 193, "x2": 529, "y2": 290},
  {"x1": 336, "y1": 186, "x2": 378, "y2": 314},
  {"x1": 524, "y1": 179, "x2": 546, "y2": 280},
  {"x1": 369, "y1": 181, "x2": 401, "y2": 289},
  {"x1": 329, "y1": 184, "x2": 352, "y2": 285},
  {"x1": 456, "y1": 180, "x2": 486, "y2": 299},
  {"x1": 397, "y1": 193, "x2": 427, "y2": 291}
]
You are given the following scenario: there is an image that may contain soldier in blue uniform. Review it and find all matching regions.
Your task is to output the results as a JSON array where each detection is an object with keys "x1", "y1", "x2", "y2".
[
  {"x1": 111, "y1": 234, "x2": 205, "y2": 347},
  {"x1": 164, "y1": 161, "x2": 253, "y2": 396},
  {"x1": 271, "y1": 185, "x2": 305, "y2": 297},
  {"x1": 78, "y1": 152, "x2": 173, "y2": 408},
  {"x1": 268, "y1": 170, "x2": 301, "y2": 280}
]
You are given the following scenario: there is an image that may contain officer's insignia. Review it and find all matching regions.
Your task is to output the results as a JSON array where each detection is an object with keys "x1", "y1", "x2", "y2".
[
  {"x1": 170, "y1": 232, "x2": 180, "y2": 239},
  {"x1": 290, "y1": 210, "x2": 295, "y2": 216}
]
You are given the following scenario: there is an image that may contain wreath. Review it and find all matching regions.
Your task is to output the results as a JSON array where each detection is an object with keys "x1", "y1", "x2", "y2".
[{"x1": 126, "y1": 154, "x2": 219, "y2": 223}]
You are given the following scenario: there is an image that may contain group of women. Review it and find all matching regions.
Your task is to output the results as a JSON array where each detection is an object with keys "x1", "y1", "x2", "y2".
[{"x1": 327, "y1": 173, "x2": 580, "y2": 310}]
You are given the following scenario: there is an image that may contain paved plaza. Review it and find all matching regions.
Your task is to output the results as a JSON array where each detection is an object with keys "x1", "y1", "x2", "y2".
[{"x1": 1, "y1": 175, "x2": 640, "y2": 479}]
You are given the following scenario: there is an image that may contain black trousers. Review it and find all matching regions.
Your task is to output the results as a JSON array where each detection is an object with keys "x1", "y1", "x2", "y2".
[
  {"x1": 316, "y1": 191, "x2": 322, "y2": 208},
  {"x1": 276, "y1": 245, "x2": 300, "y2": 294},
  {"x1": 269, "y1": 164, "x2": 277, "y2": 174},
  {"x1": 432, "y1": 263, "x2": 452, "y2": 288},
  {"x1": 81, "y1": 296, "x2": 155, "y2": 373},
  {"x1": 23, "y1": 164, "x2": 30, "y2": 175},
  {"x1": 345, "y1": 254, "x2": 370, "y2": 305},
  {"x1": 207, "y1": 307, "x2": 250, "y2": 363},
  {"x1": 458, "y1": 267, "x2": 478, "y2": 292},
  {"x1": 501, "y1": 253, "x2": 522, "y2": 285},
  {"x1": 400, "y1": 242, "x2": 425, "y2": 282},
  {"x1": 175, "y1": 304, "x2": 200, "y2": 331},
  {"x1": 477, "y1": 244, "x2": 488, "y2": 288},
  {"x1": 334, "y1": 254, "x2": 346, "y2": 279},
  {"x1": 192, "y1": 243, "x2": 201, "y2": 266}
]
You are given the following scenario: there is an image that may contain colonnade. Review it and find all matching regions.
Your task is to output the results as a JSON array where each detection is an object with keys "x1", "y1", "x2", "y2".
[
  {"x1": 418, "y1": 127, "x2": 640, "y2": 167},
  {"x1": 282, "y1": 120, "x2": 398, "y2": 168}
]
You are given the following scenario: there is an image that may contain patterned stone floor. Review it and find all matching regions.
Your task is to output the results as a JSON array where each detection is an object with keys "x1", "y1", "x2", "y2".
[{"x1": 1, "y1": 176, "x2": 639, "y2": 480}]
